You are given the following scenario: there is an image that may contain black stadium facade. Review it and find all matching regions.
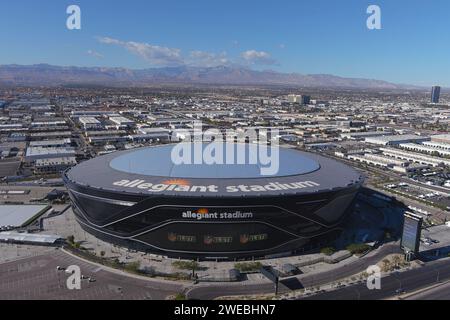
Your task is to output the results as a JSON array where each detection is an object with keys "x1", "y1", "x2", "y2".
[{"x1": 63, "y1": 143, "x2": 363, "y2": 259}]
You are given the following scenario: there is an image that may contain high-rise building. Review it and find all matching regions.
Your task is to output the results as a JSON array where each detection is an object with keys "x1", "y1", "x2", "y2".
[
  {"x1": 287, "y1": 94, "x2": 301, "y2": 103},
  {"x1": 431, "y1": 86, "x2": 441, "y2": 103},
  {"x1": 288, "y1": 94, "x2": 311, "y2": 105},
  {"x1": 301, "y1": 95, "x2": 311, "y2": 105}
]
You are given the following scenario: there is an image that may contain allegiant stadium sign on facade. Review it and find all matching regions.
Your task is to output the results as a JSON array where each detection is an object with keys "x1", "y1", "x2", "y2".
[{"x1": 182, "y1": 209, "x2": 254, "y2": 220}]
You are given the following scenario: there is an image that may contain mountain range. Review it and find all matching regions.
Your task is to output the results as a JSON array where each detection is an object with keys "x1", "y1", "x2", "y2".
[{"x1": 0, "y1": 64, "x2": 416, "y2": 89}]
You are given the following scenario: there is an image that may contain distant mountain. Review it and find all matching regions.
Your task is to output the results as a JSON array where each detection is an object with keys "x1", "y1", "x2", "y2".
[{"x1": 0, "y1": 64, "x2": 415, "y2": 89}]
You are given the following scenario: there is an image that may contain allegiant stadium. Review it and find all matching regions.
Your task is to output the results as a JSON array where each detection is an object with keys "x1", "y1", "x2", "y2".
[{"x1": 63, "y1": 142, "x2": 363, "y2": 259}]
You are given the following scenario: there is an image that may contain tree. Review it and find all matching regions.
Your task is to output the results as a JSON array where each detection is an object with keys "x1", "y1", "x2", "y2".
[
  {"x1": 392, "y1": 255, "x2": 402, "y2": 268},
  {"x1": 175, "y1": 293, "x2": 186, "y2": 300},
  {"x1": 320, "y1": 247, "x2": 336, "y2": 256},
  {"x1": 125, "y1": 261, "x2": 141, "y2": 273},
  {"x1": 67, "y1": 235, "x2": 75, "y2": 245},
  {"x1": 381, "y1": 259, "x2": 391, "y2": 272},
  {"x1": 233, "y1": 262, "x2": 263, "y2": 272},
  {"x1": 172, "y1": 260, "x2": 200, "y2": 271},
  {"x1": 346, "y1": 243, "x2": 371, "y2": 255}
]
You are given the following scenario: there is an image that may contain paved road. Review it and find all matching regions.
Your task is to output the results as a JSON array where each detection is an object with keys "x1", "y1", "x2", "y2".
[
  {"x1": 302, "y1": 257, "x2": 450, "y2": 300},
  {"x1": 0, "y1": 249, "x2": 183, "y2": 300},
  {"x1": 405, "y1": 281, "x2": 450, "y2": 300},
  {"x1": 187, "y1": 243, "x2": 402, "y2": 300}
]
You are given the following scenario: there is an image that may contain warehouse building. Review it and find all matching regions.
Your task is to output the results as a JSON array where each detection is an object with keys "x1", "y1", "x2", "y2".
[{"x1": 365, "y1": 134, "x2": 430, "y2": 146}]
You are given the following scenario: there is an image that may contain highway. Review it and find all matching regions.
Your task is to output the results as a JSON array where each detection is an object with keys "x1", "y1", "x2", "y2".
[
  {"x1": 302, "y1": 257, "x2": 450, "y2": 300},
  {"x1": 404, "y1": 281, "x2": 450, "y2": 300},
  {"x1": 1, "y1": 241, "x2": 448, "y2": 300},
  {"x1": 186, "y1": 243, "x2": 402, "y2": 300}
]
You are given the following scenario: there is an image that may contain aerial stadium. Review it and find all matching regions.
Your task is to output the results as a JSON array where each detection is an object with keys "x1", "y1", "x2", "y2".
[{"x1": 63, "y1": 142, "x2": 364, "y2": 259}]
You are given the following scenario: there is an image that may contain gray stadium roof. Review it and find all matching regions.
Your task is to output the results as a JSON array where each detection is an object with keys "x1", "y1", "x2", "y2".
[
  {"x1": 66, "y1": 143, "x2": 363, "y2": 197},
  {"x1": 109, "y1": 143, "x2": 320, "y2": 179}
]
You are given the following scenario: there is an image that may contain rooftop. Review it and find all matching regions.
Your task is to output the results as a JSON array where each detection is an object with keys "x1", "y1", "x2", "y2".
[
  {"x1": 66, "y1": 143, "x2": 363, "y2": 197},
  {"x1": 109, "y1": 143, "x2": 321, "y2": 179},
  {"x1": 0, "y1": 232, "x2": 62, "y2": 244},
  {"x1": 0, "y1": 205, "x2": 50, "y2": 228},
  {"x1": 26, "y1": 147, "x2": 76, "y2": 157}
]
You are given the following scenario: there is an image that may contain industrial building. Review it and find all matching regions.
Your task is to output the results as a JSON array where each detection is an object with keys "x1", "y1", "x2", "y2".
[
  {"x1": 399, "y1": 143, "x2": 450, "y2": 157},
  {"x1": 25, "y1": 147, "x2": 76, "y2": 163},
  {"x1": 380, "y1": 147, "x2": 450, "y2": 167},
  {"x1": 365, "y1": 134, "x2": 430, "y2": 146},
  {"x1": 34, "y1": 157, "x2": 77, "y2": 174},
  {"x1": 78, "y1": 117, "x2": 102, "y2": 130},
  {"x1": 0, "y1": 205, "x2": 51, "y2": 229}
]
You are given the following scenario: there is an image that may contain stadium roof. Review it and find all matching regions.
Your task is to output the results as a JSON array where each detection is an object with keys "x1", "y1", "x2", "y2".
[
  {"x1": 109, "y1": 143, "x2": 320, "y2": 179},
  {"x1": 66, "y1": 143, "x2": 363, "y2": 197}
]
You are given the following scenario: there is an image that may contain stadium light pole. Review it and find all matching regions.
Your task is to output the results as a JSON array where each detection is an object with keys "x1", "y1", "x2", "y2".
[
  {"x1": 394, "y1": 272, "x2": 403, "y2": 293},
  {"x1": 431, "y1": 264, "x2": 441, "y2": 283},
  {"x1": 353, "y1": 288, "x2": 361, "y2": 300}
]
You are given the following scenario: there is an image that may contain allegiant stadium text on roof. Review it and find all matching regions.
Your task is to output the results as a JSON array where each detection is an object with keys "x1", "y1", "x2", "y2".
[{"x1": 112, "y1": 179, "x2": 321, "y2": 193}]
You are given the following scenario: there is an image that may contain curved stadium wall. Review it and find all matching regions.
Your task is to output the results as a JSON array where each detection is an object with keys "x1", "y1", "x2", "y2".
[{"x1": 64, "y1": 143, "x2": 363, "y2": 259}]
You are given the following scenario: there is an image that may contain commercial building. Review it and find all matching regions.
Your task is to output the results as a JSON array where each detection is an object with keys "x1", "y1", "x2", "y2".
[
  {"x1": 31, "y1": 120, "x2": 66, "y2": 128},
  {"x1": 422, "y1": 141, "x2": 450, "y2": 152},
  {"x1": 79, "y1": 117, "x2": 102, "y2": 130},
  {"x1": 0, "y1": 232, "x2": 63, "y2": 246},
  {"x1": 88, "y1": 136, "x2": 129, "y2": 146},
  {"x1": 135, "y1": 128, "x2": 171, "y2": 142},
  {"x1": 431, "y1": 86, "x2": 441, "y2": 103},
  {"x1": 34, "y1": 157, "x2": 77, "y2": 174},
  {"x1": 348, "y1": 153, "x2": 408, "y2": 169},
  {"x1": 365, "y1": 134, "x2": 430, "y2": 146},
  {"x1": 0, "y1": 205, "x2": 50, "y2": 229},
  {"x1": 399, "y1": 143, "x2": 450, "y2": 157},
  {"x1": 340, "y1": 131, "x2": 391, "y2": 141},
  {"x1": 29, "y1": 139, "x2": 72, "y2": 148},
  {"x1": 380, "y1": 147, "x2": 450, "y2": 167},
  {"x1": 288, "y1": 95, "x2": 311, "y2": 105},
  {"x1": 109, "y1": 116, "x2": 135, "y2": 128},
  {"x1": 29, "y1": 131, "x2": 72, "y2": 141},
  {"x1": 25, "y1": 147, "x2": 76, "y2": 163}
]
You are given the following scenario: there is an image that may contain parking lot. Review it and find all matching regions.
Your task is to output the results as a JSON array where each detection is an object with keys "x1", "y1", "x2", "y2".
[
  {"x1": 384, "y1": 182, "x2": 449, "y2": 212},
  {"x1": 0, "y1": 249, "x2": 183, "y2": 300},
  {"x1": 0, "y1": 160, "x2": 21, "y2": 178}
]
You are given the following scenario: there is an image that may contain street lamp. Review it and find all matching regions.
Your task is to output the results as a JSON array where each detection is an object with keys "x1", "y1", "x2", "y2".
[{"x1": 353, "y1": 288, "x2": 361, "y2": 300}]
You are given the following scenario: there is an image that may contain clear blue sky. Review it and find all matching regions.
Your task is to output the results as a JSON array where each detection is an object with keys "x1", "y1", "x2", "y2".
[{"x1": 0, "y1": 0, "x2": 449, "y2": 86}]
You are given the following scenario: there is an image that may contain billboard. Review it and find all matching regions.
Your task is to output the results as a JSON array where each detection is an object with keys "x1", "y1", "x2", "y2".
[{"x1": 400, "y1": 212, "x2": 423, "y2": 254}]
